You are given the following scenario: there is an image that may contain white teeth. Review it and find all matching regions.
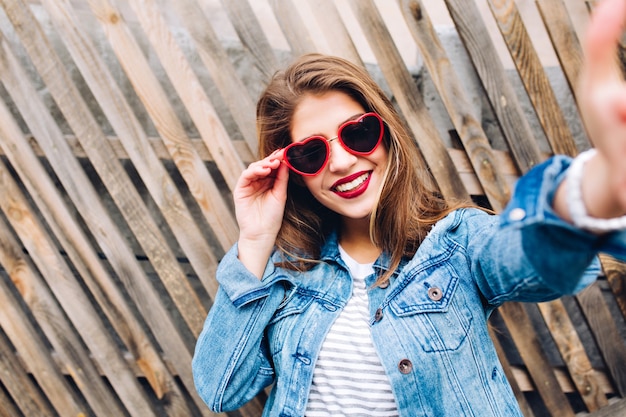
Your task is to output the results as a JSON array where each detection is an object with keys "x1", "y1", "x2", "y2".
[{"x1": 335, "y1": 173, "x2": 369, "y2": 192}]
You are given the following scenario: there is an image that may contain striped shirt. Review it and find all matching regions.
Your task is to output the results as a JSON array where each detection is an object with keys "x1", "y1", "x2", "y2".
[{"x1": 305, "y1": 246, "x2": 399, "y2": 416}]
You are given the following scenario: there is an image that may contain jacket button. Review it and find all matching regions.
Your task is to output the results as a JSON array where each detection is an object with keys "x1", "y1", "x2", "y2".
[
  {"x1": 427, "y1": 286, "x2": 443, "y2": 301},
  {"x1": 508, "y1": 208, "x2": 526, "y2": 221},
  {"x1": 374, "y1": 308, "x2": 383, "y2": 322},
  {"x1": 398, "y1": 359, "x2": 413, "y2": 374}
]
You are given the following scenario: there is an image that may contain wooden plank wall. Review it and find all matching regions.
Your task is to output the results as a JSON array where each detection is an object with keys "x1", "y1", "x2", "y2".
[{"x1": 0, "y1": 0, "x2": 624, "y2": 416}]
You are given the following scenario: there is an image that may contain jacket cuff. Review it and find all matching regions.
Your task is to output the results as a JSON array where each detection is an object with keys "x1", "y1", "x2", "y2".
[{"x1": 216, "y1": 243, "x2": 280, "y2": 307}]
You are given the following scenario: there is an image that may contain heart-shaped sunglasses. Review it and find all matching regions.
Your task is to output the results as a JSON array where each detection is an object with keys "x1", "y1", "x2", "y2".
[{"x1": 282, "y1": 112, "x2": 384, "y2": 176}]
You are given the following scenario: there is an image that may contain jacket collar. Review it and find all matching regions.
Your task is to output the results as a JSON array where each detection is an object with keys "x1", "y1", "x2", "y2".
[{"x1": 318, "y1": 230, "x2": 408, "y2": 278}]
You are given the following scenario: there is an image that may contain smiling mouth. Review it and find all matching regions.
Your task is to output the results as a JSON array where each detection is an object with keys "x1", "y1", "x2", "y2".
[{"x1": 334, "y1": 172, "x2": 370, "y2": 193}]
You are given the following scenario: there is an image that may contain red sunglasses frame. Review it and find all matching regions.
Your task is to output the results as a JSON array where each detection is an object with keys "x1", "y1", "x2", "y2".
[{"x1": 282, "y1": 112, "x2": 384, "y2": 176}]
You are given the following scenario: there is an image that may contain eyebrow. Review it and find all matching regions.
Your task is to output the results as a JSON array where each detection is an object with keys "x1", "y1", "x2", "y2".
[{"x1": 296, "y1": 112, "x2": 365, "y2": 142}]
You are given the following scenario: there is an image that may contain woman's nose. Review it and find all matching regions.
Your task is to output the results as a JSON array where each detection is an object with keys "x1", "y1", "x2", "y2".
[{"x1": 327, "y1": 139, "x2": 357, "y2": 172}]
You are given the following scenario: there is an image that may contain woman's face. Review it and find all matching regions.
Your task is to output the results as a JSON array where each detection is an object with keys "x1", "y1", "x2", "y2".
[{"x1": 289, "y1": 90, "x2": 389, "y2": 221}]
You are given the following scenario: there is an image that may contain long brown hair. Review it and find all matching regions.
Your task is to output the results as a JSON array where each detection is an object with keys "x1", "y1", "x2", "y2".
[{"x1": 257, "y1": 54, "x2": 470, "y2": 286}]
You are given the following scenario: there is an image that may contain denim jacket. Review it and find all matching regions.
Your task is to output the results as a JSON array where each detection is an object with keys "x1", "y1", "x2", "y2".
[{"x1": 192, "y1": 156, "x2": 626, "y2": 417}]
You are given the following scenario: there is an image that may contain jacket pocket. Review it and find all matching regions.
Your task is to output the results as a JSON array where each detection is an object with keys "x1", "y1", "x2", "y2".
[
  {"x1": 388, "y1": 262, "x2": 473, "y2": 352},
  {"x1": 266, "y1": 288, "x2": 315, "y2": 353}
]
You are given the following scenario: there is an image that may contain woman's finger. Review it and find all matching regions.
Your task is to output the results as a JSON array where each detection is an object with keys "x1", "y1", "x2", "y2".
[{"x1": 583, "y1": 0, "x2": 626, "y2": 82}]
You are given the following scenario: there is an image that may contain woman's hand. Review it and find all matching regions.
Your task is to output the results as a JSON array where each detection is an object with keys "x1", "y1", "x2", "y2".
[
  {"x1": 576, "y1": 0, "x2": 626, "y2": 217},
  {"x1": 233, "y1": 149, "x2": 290, "y2": 278},
  {"x1": 555, "y1": 0, "x2": 626, "y2": 224}
]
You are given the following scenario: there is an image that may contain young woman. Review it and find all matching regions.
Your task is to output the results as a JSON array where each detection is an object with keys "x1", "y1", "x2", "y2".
[{"x1": 192, "y1": 1, "x2": 626, "y2": 415}]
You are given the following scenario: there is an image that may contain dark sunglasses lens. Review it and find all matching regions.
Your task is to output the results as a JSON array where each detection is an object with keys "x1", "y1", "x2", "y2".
[
  {"x1": 340, "y1": 115, "x2": 382, "y2": 153},
  {"x1": 286, "y1": 138, "x2": 328, "y2": 174}
]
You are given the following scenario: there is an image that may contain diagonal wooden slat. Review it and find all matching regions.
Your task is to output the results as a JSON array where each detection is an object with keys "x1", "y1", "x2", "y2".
[
  {"x1": 269, "y1": 0, "x2": 317, "y2": 57},
  {"x1": 443, "y1": 0, "x2": 544, "y2": 173},
  {"x1": 84, "y1": 0, "x2": 239, "y2": 265},
  {"x1": 600, "y1": 254, "x2": 626, "y2": 320},
  {"x1": 399, "y1": 0, "x2": 511, "y2": 211},
  {"x1": 487, "y1": 0, "x2": 581, "y2": 156},
  {"x1": 0, "y1": 20, "x2": 216, "y2": 417},
  {"x1": 0, "y1": 381, "x2": 23, "y2": 417},
  {"x1": 304, "y1": 0, "x2": 363, "y2": 66},
  {"x1": 537, "y1": 300, "x2": 609, "y2": 411},
  {"x1": 164, "y1": 0, "x2": 259, "y2": 155},
  {"x1": 0, "y1": 328, "x2": 57, "y2": 417},
  {"x1": 577, "y1": 283, "x2": 626, "y2": 397},
  {"x1": 0, "y1": 175, "x2": 130, "y2": 416},
  {"x1": 0, "y1": 0, "x2": 207, "y2": 337},
  {"x1": 41, "y1": 0, "x2": 222, "y2": 297},
  {"x1": 498, "y1": 302, "x2": 576, "y2": 416},
  {"x1": 535, "y1": 0, "x2": 585, "y2": 102},
  {"x1": 112, "y1": 0, "x2": 247, "y2": 190},
  {"x1": 219, "y1": 0, "x2": 281, "y2": 81},
  {"x1": 0, "y1": 156, "x2": 156, "y2": 416},
  {"x1": 0, "y1": 94, "x2": 196, "y2": 415}
]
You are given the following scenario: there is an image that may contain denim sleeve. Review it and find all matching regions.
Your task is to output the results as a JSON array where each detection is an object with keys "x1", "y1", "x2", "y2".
[
  {"x1": 192, "y1": 244, "x2": 287, "y2": 412},
  {"x1": 467, "y1": 156, "x2": 626, "y2": 306}
]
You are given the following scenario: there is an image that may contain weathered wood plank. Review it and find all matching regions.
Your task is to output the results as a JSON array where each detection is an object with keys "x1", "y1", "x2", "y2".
[
  {"x1": 499, "y1": 302, "x2": 576, "y2": 416},
  {"x1": 0, "y1": 19, "x2": 215, "y2": 416},
  {"x1": 0, "y1": 88, "x2": 195, "y2": 415},
  {"x1": 587, "y1": 397, "x2": 626, "y2": 417},
  {"x1": 85, "y1": 0, "x2": 239, "y2": 267},
  {"x1": 400, "y1": 0, "x2": 511, "y2": 212},
  {"x1": 600, "y1": 254, "x2": 626, "y2": 320},
  {"x1": 443, "y1": 0, "x2": 544, "y2": 172},
  {"x1": 219, "y1": 0, "x2": 281, "y2": 81},
  {"x1": 537, "y1": 300, "x2": 608, "y2": 411},
  {"x1": 0, "y1": 382, "x2": 22, "y2": 417},
  {"x1": 269, "y1": 0, "x2": 317, "y2": 56},
  {"x1": 346, "y1": 0, "x2": 470, "y2": 202},
  {"x1": 118, "y1": 0, "x2": 247, "y2": 190},
  {"x1": 536, "y1": 0, "x2": 585, "y2": 102},
  {"x1": 487, "y1": 0, "x2": 580, "y2": 156},
  {"x1": 163, "y1": 0, "x2": 259, "y2": 154},
  {"x1": 0, "y1": 329, "x2": 57, "y2": 417},
  {"x1": 0, "y1": 156, "x2": 156, "y2": 416},
  {"x1": 1, "y1": 0, "x2": 207, "y2": 337},
  {"x1": 42, "y1": 0, "x2": 223, "y2": 302},
  {"x1": 577, "y1": 283, "x2": 626, "y2": 397},
  {"x1": 304, "y1": 0, "x2": 363, "y2": 66},
  {"x1": 0, "y1": 174, "x2": 133, "y2": 416}
]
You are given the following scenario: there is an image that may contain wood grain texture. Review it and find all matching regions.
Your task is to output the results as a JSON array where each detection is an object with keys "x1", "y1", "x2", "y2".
[
  {"x1": 41, "y1": 0, "x2": 224, "y2": 299},
  {"x1": 400, "y1": 0, "x2": 511, "y2": 211},
  {"x1": 487, "y1": 0, "x2": 580, "y2": 156},
  {"x1": 165, "y1": 0, "x2": 259, "y2": 154},
  {"x1": 0, "y1": 329, "x2": 58, "y2": 417},
  {"x1": 577, "y1": 283, "x2": 626, "y2": 397},
  {"x1": 536, "y1": 0, "x2": 585, "y2": 101},
  {"x1": 220, "y1": 0, "x2": 280, "y2": 80},
  {"x1": 499, "y1": 302, "x2": 576, "y2": 416},
  {"x1": 537, "y1": 300, "x2": 608, "y2": 411},
  {"x1": 444, "y1": 0, "x2": 544, "y2": 173},
  {"x1": 0, "y1": 90, "x2": 194, "y2": 415},
  {"x1": 0, "y1": 151, "x2": 155, "y2": 416},
  {"x1": 600, "y1": 254, "x2": 626, "y2": 320},
  {"x1": 1, "y1": 0, "x2": 207, "y2": 337},
  {"x1": 0, "y1": 13, "x2": 214, "y2": 415},
  {"x1": 86, "y1": 0, "x2": 239, "y2": 262}
]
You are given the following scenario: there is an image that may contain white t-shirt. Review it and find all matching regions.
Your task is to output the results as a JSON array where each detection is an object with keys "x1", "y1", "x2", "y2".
[{"x1": 305, "y1": 246, "x2": 399, "y2": 416}]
